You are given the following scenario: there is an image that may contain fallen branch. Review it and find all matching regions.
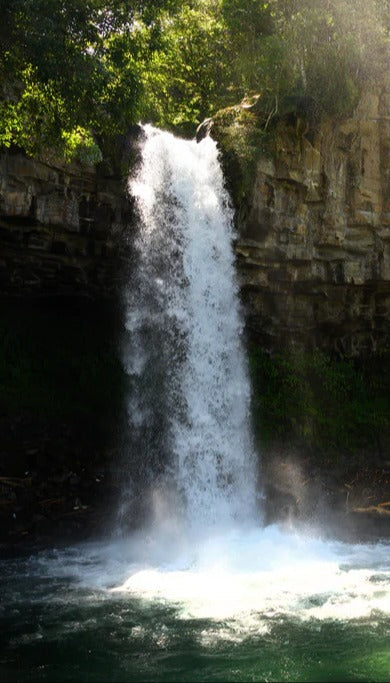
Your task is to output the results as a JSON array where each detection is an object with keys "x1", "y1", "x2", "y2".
[
  {"x1": 352, "y1": 505, "x2": 390, "y2": 516},
  {"x1": 39, "y1": 497, "x2": 66, "y2": 507},
  {"x1": 0, "y1": 476, "x2": 32, "y2": 488}
]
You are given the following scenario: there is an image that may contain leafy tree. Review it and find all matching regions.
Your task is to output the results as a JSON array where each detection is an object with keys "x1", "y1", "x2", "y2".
[
  {"x1": 138, "y1": 0, "x2": 232, "y2": 132},
  {"x1": 220, "y1": 0, "x2": 276, "y2": 97},
  {"x1": 268, "y1": 0, "x2": 389, "y2": 121},
  {"x1": 1, "y1": 0, "x2": 389, "y2": 159},
  {"x1": 0, "y1": 0, "x2": 181, "y2": 159}
]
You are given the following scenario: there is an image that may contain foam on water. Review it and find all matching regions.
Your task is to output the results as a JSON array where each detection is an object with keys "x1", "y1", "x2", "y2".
[
  {"x1": 29, "y1": 526, "x2": 390, "y2": 640},
  {"x1": 111, "y1": 527, "x2": 390, "y2": 624}
]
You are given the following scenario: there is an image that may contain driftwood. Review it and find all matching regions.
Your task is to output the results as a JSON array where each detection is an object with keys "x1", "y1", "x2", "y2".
[
  {"x1": 352, "y1": 501, "x2": 390, "y2": 516},
  {"x1": 60, "y1": 507, "x2": 89, "y2": 517},
  {"x1": 39, "y1": 497, "x2": 66, "y2": 507},
  {"x1": 0, "y1": 476, "x2": 32, "y2": 488}
]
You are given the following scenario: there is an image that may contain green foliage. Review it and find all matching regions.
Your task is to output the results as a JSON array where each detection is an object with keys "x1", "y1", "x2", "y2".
[
  {"x1": 212, "y1": 104, "x2": 271, "y2": 203},
  {"x1": 0, "y1": 0, "x2": 389, "y2": 157},
  {"x1": 219, "y1": 0, "x2": 389, "y2": 125},
  {"x1": 138, "y1": 1, "x2": 232, "y2": 132},
  {"x1": 249, "y1": 347, "x2": 390, "y2": 459},
  {"x1": 221, "y1": 0, "x2": 292, "y2": 103},
  {"x1": 0, "y1": 0, "x2": 180, "y2": 158},
  {"x1": 62, "y1": 128, "x2": 103, "y2": 165},
  {"x1": 139, "y1": 0, "x2": 390, "y2": 132}
]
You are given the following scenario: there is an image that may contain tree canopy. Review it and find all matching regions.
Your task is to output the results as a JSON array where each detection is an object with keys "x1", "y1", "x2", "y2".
[
  {"x1": 0, "y1": 0, "x2": 181, "y2": 159},
  {"x1": 0, "y1": 0, "x2": 389, "y2": 161}
]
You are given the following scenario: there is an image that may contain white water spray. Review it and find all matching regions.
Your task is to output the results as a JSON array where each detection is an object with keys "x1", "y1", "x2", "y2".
[{"x1": 126, "y1": 125, "x2": 258, "y2": 529}]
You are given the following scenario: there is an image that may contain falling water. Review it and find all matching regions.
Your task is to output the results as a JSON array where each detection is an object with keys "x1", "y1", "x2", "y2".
[{"x1": 125, "y1": 125, "x2": 258, "y2": 530}]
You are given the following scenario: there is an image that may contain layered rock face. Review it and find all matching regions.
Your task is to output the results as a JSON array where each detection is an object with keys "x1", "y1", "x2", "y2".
[
  {"x1": 213, "y1": 84, "x2": 390, "y2": 355},
  {"x1": 1, "y1": 101, "x2": 390, "y2": 357},
  {"x1": 0, "y1": 151, "x2": 132, "y2": 296}
]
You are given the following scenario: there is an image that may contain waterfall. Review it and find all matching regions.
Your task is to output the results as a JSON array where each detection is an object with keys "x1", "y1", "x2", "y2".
[
  {"x1": 125, "y1": 125, "x2": 259, "y2": 531},
  {"x1": 4, "y1": 125, "x2": 387, "y2": 680}
]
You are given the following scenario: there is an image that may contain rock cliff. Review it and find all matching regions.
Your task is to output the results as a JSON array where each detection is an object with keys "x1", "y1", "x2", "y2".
[
  {"x1": 0, "y1": 147, "x2": 133, "y2": 297},
  {"x1": 1, "y1": 98, "x2": 390, "y2": 358},
  {"x1": 207, "y1": 82, "x2": 390, "y2": 356}
]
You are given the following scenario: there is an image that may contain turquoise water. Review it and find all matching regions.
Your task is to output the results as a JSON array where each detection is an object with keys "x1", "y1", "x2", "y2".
[{"x1": 1, "y1": 530, "x2": 389, "y2": 682}]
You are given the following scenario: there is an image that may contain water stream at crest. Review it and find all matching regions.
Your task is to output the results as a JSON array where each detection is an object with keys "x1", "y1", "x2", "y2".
[{"x1": 0, "y1": 126, "x2": 389, "y2": 682}]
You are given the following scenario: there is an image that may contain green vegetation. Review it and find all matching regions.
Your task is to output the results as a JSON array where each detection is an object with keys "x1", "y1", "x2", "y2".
[
  {"x1": 1, "y1": 0, "x2": 389, "y2": 160},
  {"x1": 249, "y1": 347, "x2": 390, "y2": 461},
  {"x1": 210, "y1": 103, "x2": 272, "y2": 203},
  {"x1": 0, "y1": 0, "x2": 182, "y2": 159}
]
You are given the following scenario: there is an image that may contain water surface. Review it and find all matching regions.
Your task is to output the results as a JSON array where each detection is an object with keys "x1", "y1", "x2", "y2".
[{"x1": 1, "y1": 526, "x2": 389, "y2": 682}]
